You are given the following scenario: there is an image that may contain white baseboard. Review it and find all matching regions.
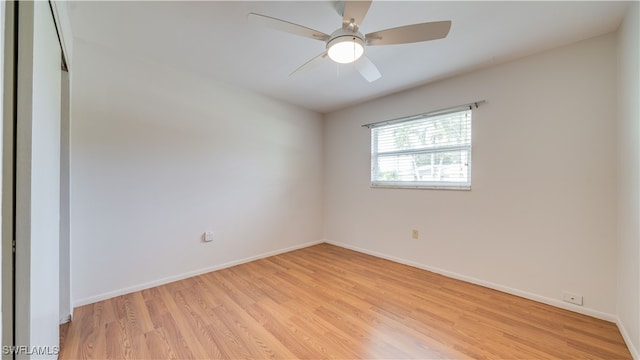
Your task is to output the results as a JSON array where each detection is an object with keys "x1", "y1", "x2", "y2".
[
  {"x1": 59, "y1": 307, "x2": 73, "y2": 325},
  {"x1": 73, "y1": 240, "x2": 323, "y2": 308},
  {"x1": 324, "y1": 239, "x2": 617, "y2": 323},
  {"x1": 617, "y1": 317, "x2": 640, "y2": 360},
  {"x1": 59, "y1": 314, "x2": 71, "y2": 325},
  {"x1": 331, "y1": 239, "x2": 640, "y2": 358}
]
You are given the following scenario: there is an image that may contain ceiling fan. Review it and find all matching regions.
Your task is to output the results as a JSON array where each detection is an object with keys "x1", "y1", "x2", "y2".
[{"x1": 248, "y1": 0, "x2": 451, "y2": 82}]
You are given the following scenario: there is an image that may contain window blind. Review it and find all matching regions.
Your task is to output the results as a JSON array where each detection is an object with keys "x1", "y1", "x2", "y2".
[{"x1": 371, "y1": 108, "x2": 472, "y2": 189}]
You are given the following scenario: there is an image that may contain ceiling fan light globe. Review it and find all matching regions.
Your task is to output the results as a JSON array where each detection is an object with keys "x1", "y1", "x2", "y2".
[{"x1": 327, "y1": 37, "x2": 364, "y2": 64}]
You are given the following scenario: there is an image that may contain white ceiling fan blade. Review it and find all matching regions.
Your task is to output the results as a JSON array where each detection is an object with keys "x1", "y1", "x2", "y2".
[
  {"x1": 342, "y1": 1, "x2": 372, "y2": 30},
  {"x1": 248, "y1": 13, "x2": 330, "y2": 42},
  {"x1": 366, "y1": 21, "x2": 452, "y2": 46},
  {"x1": 355, "y1": 55, "x2": 381, "y2": 82},
  {"x1": 290, "y1": 51, "x2": 329, "y2": 77}
]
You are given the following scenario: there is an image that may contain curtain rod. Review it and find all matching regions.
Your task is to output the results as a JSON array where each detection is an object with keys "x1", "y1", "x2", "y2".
[{"x1": 362, "y1": 100, "x2": 486, "y2": 129}]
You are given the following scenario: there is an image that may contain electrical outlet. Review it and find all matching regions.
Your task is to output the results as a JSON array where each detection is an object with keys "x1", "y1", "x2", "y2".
[
  {"x1": 411, "y1": 229, "x2": 419, "y2": 240},
  {"x1": 562, "y1": 291, "x2": 583, "y2": 306},
  {"x1": 204, "y1": 231, "x2": 214, "y2": 242}
]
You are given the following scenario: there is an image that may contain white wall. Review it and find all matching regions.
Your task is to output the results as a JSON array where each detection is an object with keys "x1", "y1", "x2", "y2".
[
  {"x1": 324, "y1": 33, "x2": 618, "y2": 318},
  {"x1": 70, "y1": 39, "x2": 324, "y2": 305},
  {"x1": 617, "y1": 2, "x2": 640, "y2": 358}
]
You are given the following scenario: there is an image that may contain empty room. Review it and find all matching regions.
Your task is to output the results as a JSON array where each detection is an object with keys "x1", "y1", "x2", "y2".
[{"x1": 1, "y1": 1, "x2": 638, "y2": 359}]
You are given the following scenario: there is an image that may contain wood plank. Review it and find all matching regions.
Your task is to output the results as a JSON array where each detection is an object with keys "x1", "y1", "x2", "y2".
[{"x1": 59, "y1": 243, "x2": 633, "y2": 359}]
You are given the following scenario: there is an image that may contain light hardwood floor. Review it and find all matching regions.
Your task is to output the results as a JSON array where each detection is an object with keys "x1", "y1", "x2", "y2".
[{"x1": 59, "y1": 243, "x2": 632, "y2": 359}]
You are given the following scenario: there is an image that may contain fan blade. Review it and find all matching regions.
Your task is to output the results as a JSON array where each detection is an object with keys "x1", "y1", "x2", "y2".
[
  {"x1": 366, "y1": 21, "x2": 451, "y2": 46},
  {"x1": 342, "y1": 0, "x2": 372, "y2": 30},
  {"x1": 290, "y1": 51, "x2": 329, "y2": 77},
  {"x1": 355, "y1": 55, "x2": 381, "y2": 82},
  {"x1": 248, "y1": 13, "x2": 330, "y2": 42}
]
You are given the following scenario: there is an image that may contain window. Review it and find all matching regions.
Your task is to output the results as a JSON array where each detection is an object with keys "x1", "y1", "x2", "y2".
[{"x1": 368, "y1": 107, "x2": 472, "y2": 190}]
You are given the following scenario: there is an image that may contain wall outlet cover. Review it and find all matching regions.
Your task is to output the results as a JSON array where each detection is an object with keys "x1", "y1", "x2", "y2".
[{"x1": 562, "y1": 291, "x2": 583, "y2": 306}]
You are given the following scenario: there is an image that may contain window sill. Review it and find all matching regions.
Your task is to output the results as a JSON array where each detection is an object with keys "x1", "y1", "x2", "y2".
[{"x1": 371, "y1": 183, "x2": 471, "y2": 191}]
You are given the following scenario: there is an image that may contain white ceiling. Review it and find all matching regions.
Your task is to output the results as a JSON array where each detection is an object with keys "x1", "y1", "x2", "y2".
[{"x1": 67, "y1": 1, "x2": 629, "y2": 113}]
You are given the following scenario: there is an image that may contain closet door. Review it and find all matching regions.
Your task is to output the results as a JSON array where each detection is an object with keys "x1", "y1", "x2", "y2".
[
  {"x1": 1, "y1": 0, "x2": 9, "y2": 352},
  {"x1": 13, "y1": 1, "x2": 62, "y2": 357}
]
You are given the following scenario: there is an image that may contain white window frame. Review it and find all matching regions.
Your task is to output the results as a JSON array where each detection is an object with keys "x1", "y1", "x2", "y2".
[{"x1": 365, "y1": 105, "x2": 474, "y2": 190}]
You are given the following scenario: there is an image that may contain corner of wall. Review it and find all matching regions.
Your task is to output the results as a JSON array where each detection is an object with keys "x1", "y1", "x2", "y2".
[
  {"x1": 617, "y1": 317, "x2": 640, "y2": 360},
  {"x1": 616, "y1": 2, "x2": 640, "y2": 358}
]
